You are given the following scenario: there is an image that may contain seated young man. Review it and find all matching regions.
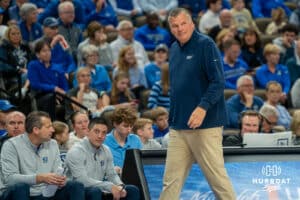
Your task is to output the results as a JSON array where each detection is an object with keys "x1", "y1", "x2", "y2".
[
  {"x1": 0, "y1": 111, "x2": 85, "y2": 200},
  {"x1": 66, "y1": 118, "x2": 140, "y2": 200},
  {"x1": 104, "y1": 107, "x2": 142, "y2": 175}
]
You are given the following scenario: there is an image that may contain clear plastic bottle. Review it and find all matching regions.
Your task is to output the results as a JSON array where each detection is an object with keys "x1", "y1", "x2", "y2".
[{"x1": 42, "y1": 167, "x2": 64, "y2": 197}]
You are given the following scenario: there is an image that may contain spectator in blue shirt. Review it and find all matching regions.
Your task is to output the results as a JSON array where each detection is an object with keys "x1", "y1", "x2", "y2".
[
  {"x1": 73, "y1": 44, "x2": 112, "y2": 93},
  {"x1": 35, "y1": 17, "x2": 77, "y2": 78},
  {"x1": 144, "y1": 44, "x2": 168, "y2": 88},
  {"x1": 252, "y1": 0, "x2": 291, "y2": 18},
  {"x1": 222, "y1": 39, "x2": 249, "y2": 89},
  {"x1": 85, "y1": 0, "x2": 118, "y2": 32},
  {"x1": 226, "y1": 75, "x2": 264, "y2": 128},
  {"x1": 27, "y1": 39, "x2": 68, "y2": 120},
  {"x1": 264, "y1": 81, "x2": 291, "y2": 130},
  {"x1": 285, "y1": 39, "x2": 300, "y2": 86},
  {"x1": 0, "y1": 0, "x2": 11, "y2": 25},
  {"x1": 256, "y1": 43, "x2": 291, "y2": 103},
  {"x1": 30, "y1": 0, "x2": 52, "y2": 10},
  {"x1": 150, "y1": 106, "x2": 169, "y2": 145},
  {"x1": 104, "y1": 107, "x2": 142, "y2": 173},
  {"x1": 57, "y1": 1, "x2": 83, "y2": 62},
  {"x1": 38, "y1": 0, "x2": 84, "y2": 27},
  {"x1": 134, "y1": 12, "x2": 171, "y2": 51},
  {"x1": 8, "y1": 0, "x2": 26, "y2": 24},
  {"x1": 109, "y1": 0, "x2": 144, "y2": 26},
  {"x1": 18, "y1": 3, "x2": 43, "y2": 44}
]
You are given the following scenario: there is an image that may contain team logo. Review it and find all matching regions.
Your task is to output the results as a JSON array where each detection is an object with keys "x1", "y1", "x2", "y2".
[{"x1": 262, "y1": 165, "x2": 281, "y2": 177}]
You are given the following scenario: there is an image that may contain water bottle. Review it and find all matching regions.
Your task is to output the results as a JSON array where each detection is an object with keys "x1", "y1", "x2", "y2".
[{"x1": 42, "y1": 167, "x2": 64, "y2": 197}]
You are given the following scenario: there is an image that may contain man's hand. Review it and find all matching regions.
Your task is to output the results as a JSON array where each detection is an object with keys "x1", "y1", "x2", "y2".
[
  {"x1": 241, "y1": 92, "x2": 253, "y2": 108},
  {"x1": 36, "y1": 173, "x2": 66, "y2": 187},
  {"x1": 111, "y1": 185, "x2": 127, "y2": 200},
  {"x1": 187, "y1": 107, "x2": 206, "y2": 129}
]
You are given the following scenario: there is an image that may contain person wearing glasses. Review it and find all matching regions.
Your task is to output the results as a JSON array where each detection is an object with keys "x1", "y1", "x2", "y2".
[
  {"x1": 259, "y1": 104, "x2": 280, "y2": 133},
  {"x1": 226, "y1": 75, "x2": 264, "y2": 128},
  {"x1": 66, "y1": 118, "x2": 140, "y2": 200},
  {"x1": 223, "y1": 110, "x2": 262, "y2": 146},
  {"x1": 264, "y1": 81, "x2": 291, "y2": 130}
]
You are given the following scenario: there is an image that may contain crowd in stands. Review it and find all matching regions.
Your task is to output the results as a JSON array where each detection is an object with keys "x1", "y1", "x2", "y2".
[{"x1": 0, "y1": 0, "x2": 300, "y2": 199}]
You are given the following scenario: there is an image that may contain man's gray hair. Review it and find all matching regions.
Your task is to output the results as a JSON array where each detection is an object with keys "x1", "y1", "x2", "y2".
[
  {"x1": 259, "y1": 104, "x2": 279, "y2": 119},
  {"x1": 116, "y1": 20, "x2": 133, "y2": 31},
  {"x1": 167, "y1": 8, "x2": 192, "y2": 23},
  {"x1": 19, "y1": 3, "x2": 37, "y2": 19},
  {"x1": 58, "y1": 1, "x2": 74, "y2": 13},
  {"x1": 236, "y1": 75, "x2": 254, "y2": 88}
]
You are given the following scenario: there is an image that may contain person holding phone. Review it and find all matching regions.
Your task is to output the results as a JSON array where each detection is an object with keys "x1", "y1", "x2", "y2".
[{"x1": 66, "y1": 117, "x2": 140, "y2": 200}]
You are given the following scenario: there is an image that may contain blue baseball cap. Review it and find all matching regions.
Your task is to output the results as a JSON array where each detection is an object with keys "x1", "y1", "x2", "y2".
[
  {"x1": 155, "y1": 44, "x2": 168, "y2": 52},
  {"x1": 43, "y1": 17, "x2": 59, "y2": 27},
  {"x1": 0, "y1": 100, "x2": 15, "y2": 111}
]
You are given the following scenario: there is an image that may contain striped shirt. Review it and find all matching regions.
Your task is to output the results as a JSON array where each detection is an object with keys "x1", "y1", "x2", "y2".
[{"x1": 147, "y1": 81, "x2": 170, "y2": 110}]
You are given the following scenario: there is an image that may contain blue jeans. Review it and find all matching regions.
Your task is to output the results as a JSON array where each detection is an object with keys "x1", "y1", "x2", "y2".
[
  {"x1": 85, "y1": 185, "x2": 140, "y2": 200},
  {"x1": 123, "y1": 185, "x2": 140, "y2": 200},
  {"x1": 1, "y1": 183, "x2": 30, "y2": 200},
  {"x1": 30, "y1": 181, "x2": 84, "y2": 200},
  {"x1": 85, "y1": 187, "x2": 102, "y2": 200}
]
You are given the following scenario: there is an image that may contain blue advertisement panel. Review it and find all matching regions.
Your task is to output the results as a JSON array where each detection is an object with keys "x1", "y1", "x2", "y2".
[{"x1": 144, "y1": 161, "x2": 300, "y2": 200}]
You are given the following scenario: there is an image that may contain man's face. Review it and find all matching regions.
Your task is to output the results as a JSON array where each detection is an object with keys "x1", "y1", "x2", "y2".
[
  {"x1": 241, "y1": 115, "x2": 260, "y2": 134},
  {"x1": 114, "y1": 122, "x2": 133, "y2": 138},
  {"x1": 43, "y1": 26, "x2": 58, "y2": 39},
  {"x1": 37, "y1": 117, "x2": 54, "y2": 143},
  {"x1": 226, "y1": 44, "x2": 240, "y2": 63},
  {"x1": 220, "y1": 12, "x2": 232, "y2": 27},
  {"x1": 119, "y1": 24, "x2": 134, "y2": 41},
  {"x1": 169, "y1": 12, "x2": 195, "y2": 45},
  {"x1": 155, "y1": 115, "x2": 168, "y2": 130},
  {"x1": 237, "y1": 79, "x2": 254, "y2": 95},
  {"x1": 148, "y1": 15, "x2": 159, "y2": 29},
  {"x1": 5, "y1": 113, "x2": 25, "y2": 137},
  {"x1": 59, "y1": 5, "x2": 75, "y2": 24},
  {"x1": 283, "y1": 31, "x2": 296, "y2": 45},
  {"x1": 88, "y1": 124, "x2": 108, "y2": 148}
]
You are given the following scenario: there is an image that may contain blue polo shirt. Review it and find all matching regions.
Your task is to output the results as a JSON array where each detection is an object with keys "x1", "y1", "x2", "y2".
[
  {"x1": 223, "y1": 58, "x2": 249, "y2": 89},
  {"x1": 104, "y1": 130, "x2": 142, "y2": 168},
  {"x1": 255, "y1": 64, "x2": 291, "y2": 94}
]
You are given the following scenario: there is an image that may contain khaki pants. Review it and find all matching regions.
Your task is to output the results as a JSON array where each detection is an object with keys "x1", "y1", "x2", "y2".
[{"x1": 159, "y1": 127, "x2": 236, "y2": 200}]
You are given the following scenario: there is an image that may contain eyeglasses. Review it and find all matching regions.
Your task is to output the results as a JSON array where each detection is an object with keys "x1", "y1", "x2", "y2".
[
  {"x1": 241, "y1": 84, "x2": 254, "y2": 88},
  {"x1": 263, "y1": 117, "x2": 277, "y2": 126},
  {"x1": 79, "y1": 74, "x2": 91, "y2": 78}
]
